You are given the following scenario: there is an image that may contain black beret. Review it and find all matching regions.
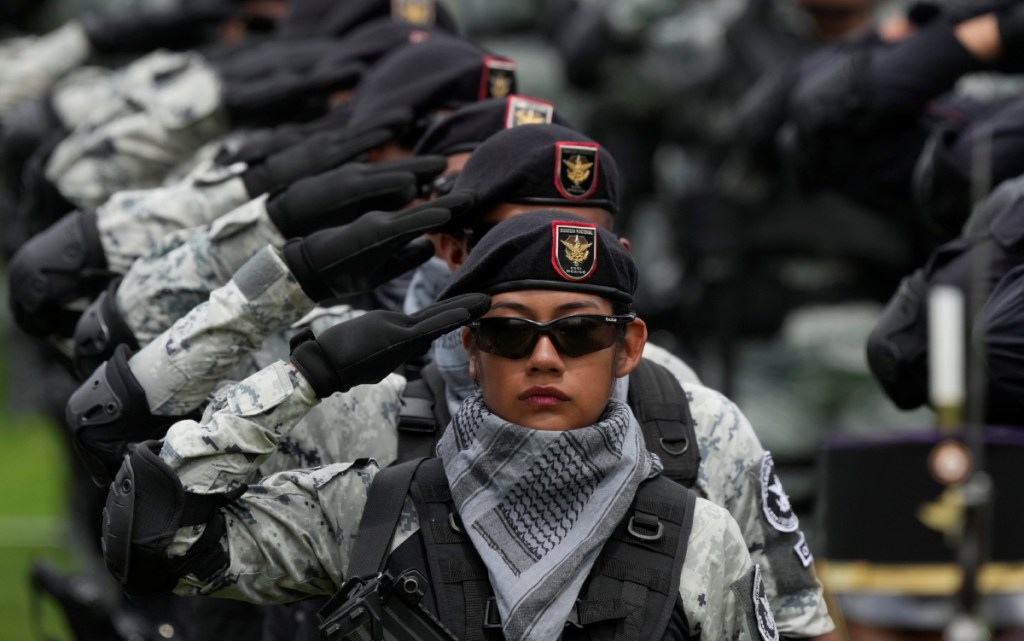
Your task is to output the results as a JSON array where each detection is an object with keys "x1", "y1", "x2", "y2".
[
  {"x1": 450, "y1": 123, "x2": 619, "y2": 214},
  {"x1": 316, "y1": 19, "x2": 444, "y2": 71},
  {"x1": 348, "y1": 38, "x2": 517, "y2": 130},
  {"x1": 279, "y1": 0, "x2": 458, "y2": 38},
  {"x1": 438, "y1": 210, "x2": 637, "y2": 304},
  {"x1": 413, "y1": 95, "x2": 573, "y2": 157}
]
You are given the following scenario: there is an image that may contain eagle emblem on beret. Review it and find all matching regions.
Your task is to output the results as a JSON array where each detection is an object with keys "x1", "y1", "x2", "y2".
[
  {"x1": 554, "y1": 142, "x2": 600, "y2": 200},
  {"x1": 480, "y1": 57, "x2": 517, "y2": 100},
  {"x1": 504, "y1": 96, "x2": 555, "y2": 129},
  {"x1": 561, "y1": 234, "x2": 592, "y2": 266},
  {"x1": 391, "y1": 0, "x2": 435, "y2": 25},
  {"x1": 552, "y1": 222, "x2": 598, "y2": 281}
]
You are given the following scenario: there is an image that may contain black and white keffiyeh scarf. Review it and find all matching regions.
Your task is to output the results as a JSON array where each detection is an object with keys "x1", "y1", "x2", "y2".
[{"x1": 437, "y1": 392, "x2": 662, "y2": 641}]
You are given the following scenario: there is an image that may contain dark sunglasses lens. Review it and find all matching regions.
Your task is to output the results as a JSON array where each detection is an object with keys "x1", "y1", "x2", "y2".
[
  {"x1": 477, "y1": 319, "x2": 538, "y2": 358},
  {"x1": 549, "y1": 316, "x2": 618, "y2": 357}
]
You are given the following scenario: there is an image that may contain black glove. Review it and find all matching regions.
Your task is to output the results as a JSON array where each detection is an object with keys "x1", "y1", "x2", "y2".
[
  {"x1": 218, "y1": 40, "x2": 364, "y2": 126},
  {"x1": 80, "y1": 2, "x2": 238, "y2": 54},
  {"x1": 283, "y1": 192, "x2": 476, "y2": 301},
  {"x1": 290, "y1": 293, "x2": 491, "y2": 398},
  {"x1": 265, "y1": 155, "x2": 448, "y2": 238},
  {"x1": 242, "y1": 109, "x2": 414, "y2": 197}
]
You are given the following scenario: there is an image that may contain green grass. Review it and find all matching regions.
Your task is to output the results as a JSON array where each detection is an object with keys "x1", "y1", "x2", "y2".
[{"x1": 0, "y1": 412, "x2": 75, "y2": 641}]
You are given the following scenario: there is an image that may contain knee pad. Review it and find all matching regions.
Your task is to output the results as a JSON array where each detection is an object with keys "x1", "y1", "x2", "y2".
[
  {"x1": 102, "y1": 441, "x2": 243, "y2": 598},
  {"x1": 7, "y1": 210, "x2": 111, "y2": 338},
  {"x1": 866, "y1": 271, "x2": 930, "y2": 409},
  {"x1": 66, "y1": 344, "x2": 181, "y2": 487},
  {"x1": 72, "y1": 278, "x2": 139, "y2": 380}
]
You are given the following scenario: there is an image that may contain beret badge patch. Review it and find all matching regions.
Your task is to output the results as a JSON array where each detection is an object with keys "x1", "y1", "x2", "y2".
[
  {"x1": 392, "y1": 0, "x2": 435, "y2": 25},
  {"x1": 504, "y1": 95, "x2": 554, "y2": 129},
  {"x1": 552, "y1": 221, "x2": 598, "y2": 281},
  {"x1": 480, "y1": 57, "x2": 517, "y2": 100},
  {"x1": 555, "y1": 142, "x2": 599, "y2": 200}
]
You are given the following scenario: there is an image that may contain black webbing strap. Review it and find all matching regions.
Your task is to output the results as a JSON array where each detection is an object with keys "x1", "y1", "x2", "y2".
[
  {"x1": 576, "y1": 476, "x2": 698, "y2": 641},
  {"x1": 397, "y1": 363, "x2": 451, "y2": 462},
  {"x1": 627, "y1": 360, "x2": 701, "y2": 488},
  {"x1": 347, "y1": 458, "x2": 427, "y2": 579},
  {"x1": 410, "y1": 459, "x2": 494, "y2": 641}
]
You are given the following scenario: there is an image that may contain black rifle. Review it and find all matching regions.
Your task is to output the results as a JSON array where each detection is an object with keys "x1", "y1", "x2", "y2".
[{"x1": 318, "y1": 569, "x2": 459, "y2": 641}]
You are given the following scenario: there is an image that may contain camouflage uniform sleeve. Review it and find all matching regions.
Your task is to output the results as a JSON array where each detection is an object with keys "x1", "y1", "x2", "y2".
[
  {"x1": 642, "y1": 341, "x2": 702, "y2": 385},
  {"x1": 174, "y1": 460, "x2": 379, "y2": 602},
  {"x1": 116, "y1": 195, "x2": 289, "y2": 345},
  {"x1": 44, "y1": 51, "x2": 232, "y2": 209},
  {"x1": 96, "y1": 159, "x2": 251, "y2": 274},
  {"x1": 679, "y1": 498, "x2": 755, "y2": 641},
  {"x1": 0, "y1": 22, "x2": 91, "y2": 118},
  {"x1": 687, "y1": 385, "x2": 835, "y2": 637},
  {"x1": 129, "y1": 246, "x2": 316, "y2": 416}
]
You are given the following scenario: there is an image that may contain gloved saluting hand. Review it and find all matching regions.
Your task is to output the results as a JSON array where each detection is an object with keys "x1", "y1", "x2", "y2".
[
  {"x1": 282, "y1": 192, "x2": 475, "y2": 301},
  {"x1": 81, "y1": 0, "x2": 241, "y2": 54},
  {"x1": 290, "y1": 293, "x2": 491, "y2": 398},
  {"x1": 215, "y1": 40, "x2": 365, "y2": 126},
  {"x1": 265, "y1": 155, "x2": 448, "y2": 237},
  {"x1": 242, "y1": 109, "x2": 415, "y2": 197}
]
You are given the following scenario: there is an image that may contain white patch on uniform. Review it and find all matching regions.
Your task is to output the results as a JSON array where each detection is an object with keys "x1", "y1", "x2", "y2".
[
  {"x1": 759, "y1": 452, "x2": 799, "y2": 532},
  {"x1": 753, "y1": 564, "x2": 779, "y2": 641},
  {"x1": 793, "y1": 531, "x2": 814, "y2": 568}
]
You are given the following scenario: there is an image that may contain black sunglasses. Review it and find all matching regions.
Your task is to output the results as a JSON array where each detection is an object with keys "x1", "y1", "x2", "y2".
[{"x1": 470, "y1": 314, "x2": 636, "y2": 359}]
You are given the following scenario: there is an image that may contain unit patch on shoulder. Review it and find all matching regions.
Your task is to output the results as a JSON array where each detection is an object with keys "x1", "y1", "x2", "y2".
[
  {"x1": 759, "y1": 452, "x2": 799, "y2": 533},
  {"x1": 554, "y1": 142, "x2": 599, "y2": 200},
  {"x1": 480, "y1": 57, "x2": 517, "y2": 100},
  {"x1": 504, "y1": 95, "x2": 554, "y2": 129},
  {"x1": 552, "y1": 221, "x2": 598, "y2": 282},
  {"x1": 793, "y1": 531, "x2": 814, "y2": 568},
  {"x1": 392, "y1": 0, "x2": 435, "y2": 26},
  {"x1": 753, "y1": 564, "x2": 779, "y2": 641}
]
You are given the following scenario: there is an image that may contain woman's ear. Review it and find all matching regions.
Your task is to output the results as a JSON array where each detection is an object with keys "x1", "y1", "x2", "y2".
[
  {"x1": 461, "y1": 326, "x2": 478, "y2": 378},
  {"x1": 615, "y1": 318, "x2": 647, "y2": 378},
  {"x1": 437, "y1": 233, "x2": 469, "y2": 273}
]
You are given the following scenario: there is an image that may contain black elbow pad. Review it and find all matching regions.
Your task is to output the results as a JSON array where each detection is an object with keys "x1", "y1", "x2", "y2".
[
  {"x1": 72, "y1": 278, "x2": 139, "y2": 380},
  {"x1": 67, "y1": 345, "x2": 181, "y2": 487},
  {"x1": 102, "y1": 441, "x2": 244, "y2": 599},
  {"x1": 7, "y1": 210, "x2": 112, "y2": 338},
  {"x1": 866, "y1": 271, "x2": 930, "y2": 409}
]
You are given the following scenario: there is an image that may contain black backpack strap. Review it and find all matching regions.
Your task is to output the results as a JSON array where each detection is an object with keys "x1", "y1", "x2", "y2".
[
  {"x1": 576, "y1": 476, "x2": 699, "y2": 641},
  {"x1": 397, "y1": 363, "x2": 451, "y2": 463},
  {"x1": 406, "y1": 459, "x2": 498, "y2": 641},
  {"x1": 627, "y1": 360, "x2": 701, "y2": 488},
  {"x1": 347, "y1": 458, "x2": 427, "y2": 579}
]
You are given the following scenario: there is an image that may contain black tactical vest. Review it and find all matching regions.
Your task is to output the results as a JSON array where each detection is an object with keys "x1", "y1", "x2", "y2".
[{"x1": 343, "y1": 458, "x2": 699, "y2": 641}]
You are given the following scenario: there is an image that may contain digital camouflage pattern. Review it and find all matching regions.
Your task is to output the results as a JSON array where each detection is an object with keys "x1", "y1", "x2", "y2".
[
  {"x1": 97, "y1": 159, "x2": 251, "y2": 273},
  {"x1": 157, "y1": 362, "x2": 757, "y2": 637},
  {"x1": 116, "y1": 195, "x2": 288, "y2": 345},
  {"x1": 0, "y1": 22, "x2": 91, "y2": 118},
  {"x1": 45, "y1": 51, "x2": 231, "y2": 209}
]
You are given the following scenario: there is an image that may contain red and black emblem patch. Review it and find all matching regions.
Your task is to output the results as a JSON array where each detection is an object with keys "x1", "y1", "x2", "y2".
[
  {"x1": 551, "y1": 221, "x2": 598, "y2": 282},
  {"x1": 503, "y1": 95, "x2": 554, "y2": 129},
  {"x1": 479, "y1": 57, "x2": 517, "y2": 100},
  {"x1": 554, "y1": 142, "x2": 599, "y2": 200},
  {"x1": 391, "y1": 0, "x2": 435, "y2": 26}
]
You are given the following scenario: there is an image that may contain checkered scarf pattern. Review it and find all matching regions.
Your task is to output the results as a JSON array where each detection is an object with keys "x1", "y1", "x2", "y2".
[{"x1": 437, "y1": 391, "x2": 662, "y2": 641}]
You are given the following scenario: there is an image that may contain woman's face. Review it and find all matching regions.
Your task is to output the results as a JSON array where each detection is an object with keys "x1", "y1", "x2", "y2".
[{"x1": 463, "y1": 289, "x2": 646, "y2": 431}]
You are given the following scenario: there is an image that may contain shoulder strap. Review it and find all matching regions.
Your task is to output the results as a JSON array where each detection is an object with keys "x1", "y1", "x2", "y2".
[
  {"x1": 406, "y1": 459, "x2": 498, "y2": 641},
  {"x1": 347, "y1": 458, "x2": 427, "y2": 579},
  {"x1": 627, "y1": 360, "x2": 701, "y2": 488},
  {"x1": 574, "y1": 476, "x2": 698, "y2": 641},
  {"x1": 397, "y1": 363, "x2": 451, "y2": 463}
]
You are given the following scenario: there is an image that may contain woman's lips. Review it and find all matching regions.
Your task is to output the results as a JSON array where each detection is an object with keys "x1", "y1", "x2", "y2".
[{"x1": 519, "y1": 386, "x2": 569, "y2": 407}]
